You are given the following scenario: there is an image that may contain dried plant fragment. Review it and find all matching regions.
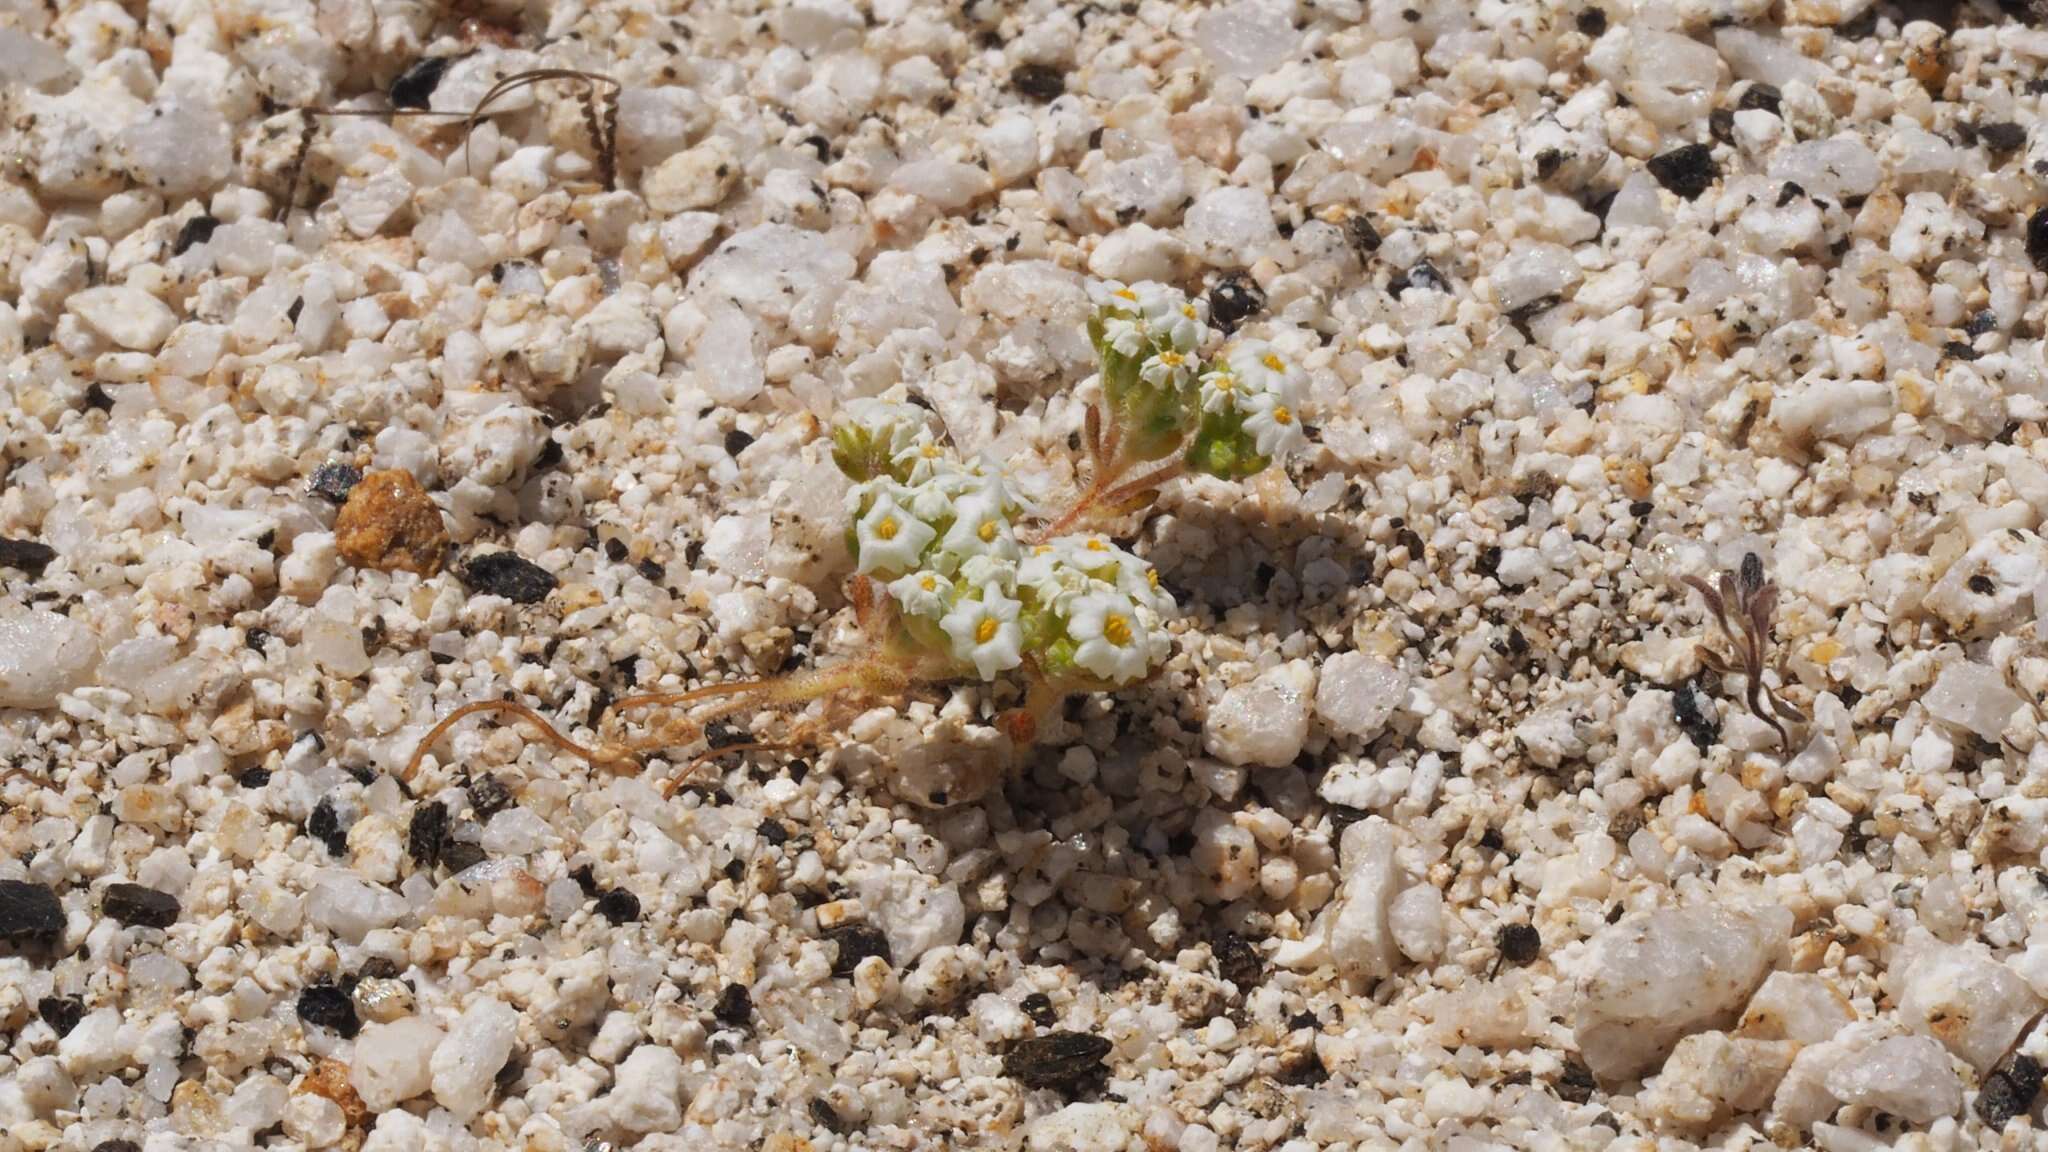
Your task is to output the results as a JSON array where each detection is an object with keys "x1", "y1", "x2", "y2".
[{"x1": 1683, "y1": 551, "x2": 1804, "y2": 747}]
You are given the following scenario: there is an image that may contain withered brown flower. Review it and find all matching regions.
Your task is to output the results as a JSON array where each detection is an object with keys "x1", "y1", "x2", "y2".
[{"x1": 1683, "y1": 552, "x2": 1806, "y2": 748}]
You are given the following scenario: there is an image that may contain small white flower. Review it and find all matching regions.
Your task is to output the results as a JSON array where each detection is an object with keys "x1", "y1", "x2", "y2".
[
  {"x1": 1089, "y1": 279, "x2": 1141, "y2": 312},
  {"x1": 1242, "y1": 390, "x2": 1308, "y2": 459},
  {"x1": 1118, "y1": 558, "x2": 1175, "y2": 615},
  {"x1": 909, "y1": 478, "x2": 956, "y2": 524},
  {"x1": 1018, "y1": 545, "x2": 1090, "y2": 609},
  {"x1": 1138, "y1": 283, "x2": 1208, "y2": 352},
  {"x1": 842, "y1": 398, "x2": 937, "y2": 456},
  {"x1": 1197, "y1": 362, "x2": 1241, "y2": 414},
  {"x1": 1061, "y1": 535, "x2": 1124, "y2": 574},
  {"x1": 958, "y1": 552, "x2": 1018, "y2": 594},
  {"x1": 1102, "y1": 315, "x2": 1148, "y2": 358},
  {"x1": 1067, "y1": 590, "x2": 1153, "y2": 684},
  {"x1": 941, "y1": 591, "x2": 1024, "y2": 679},
  {"x1": 855, "y1": 493, "x2": 936, "y2": 575},
  {"x1": 887, "y1": 570, "x2": 954, "y2": 619},
  {"x1": 1139, "y1": 348, "x2": 1195, "y2": 390},
  {"x1": 1226, "y1": 341, "x2": 1304, "y2": 410},
  {"x1": 892, "y1": 437, "x2": 952, "y2": 484}
]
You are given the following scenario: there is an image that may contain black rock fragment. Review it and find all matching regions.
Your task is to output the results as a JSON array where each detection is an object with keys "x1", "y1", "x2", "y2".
[
  {"x1": 1214, "y1": 931, "x2": 1263, "y2": 990},
  {"x1": 0, "y1": 538, "x2": 57, "y2": 576},
  {"x1": 2028, "y1": 208, "x2": 2048, "y2": 272},
  {"x1": 1496, "y1": 923, "x2": 1541, "y2": 966},
  {"x1": 1010, "y1": 63, "x2": 1065, "y2": 103},
  {"x1": 1976, "y1": 1053, "x2": 2043, "y2": 1129},
  {"x1": 101, "y1": 883, "x2": 179, "y2": 930},
  {"x1": 307, "y1": 462, "x2": 363, "y2": 505},
  {"x1": 1673, "y1": 678, "x2": 1721, "y2": 751},
  {"x1": 296, "y1": 983, "x2": 361, "y2": 1038},
  {"x1": 1646, "y1": 143, "x2": 1718, "y2": 200},
  {"x1": 390, "y1": 56, "x2": 452, "y2": 110},
  {"x1": 173, "y1": 215, "x2": 219, "y2": 256},
  {"x1": 1208, "y1": 273, "x2": 1266, "y2": 335},
  {"x1": 407, "y1": 802, "x2": 447, "y2": 867},
  {"x1": 824, "y1": 922, "x2": 892, "y2": 976},
  {"x1": 595, "y1": 888, "x2": 640, "y2": 925},
  {"x1": 713, "y1": 982, "x2": 753, "y2": 1027},
  {"x1": 461, "y1": 552, "x2": 557, "y2": 604},
  {"x1": 37, "y1": 995, "x2": 84, "y2": 1034},
  {"x1": 1003, "y1": 1031, "x2": 1113, "y2": 1093}
]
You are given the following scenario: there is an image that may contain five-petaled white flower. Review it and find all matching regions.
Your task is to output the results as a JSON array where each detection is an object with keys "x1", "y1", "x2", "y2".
[
  {"x1": 887, "y1": 570, "x2": 953, "y2": 619},
  {"x1": 1197, "y1": 362, "x2": 1241, "y2": 414},
  {"x1": 941, "y1": 592, "x2": 1024, "y2": 679},
  {"x1": 1139, "y1": 284, "x2": 1208, "y2": 352},
  {"x1": 941, "y1": 494, "x2": 1019, "y2": 564},
  {"x1": 1242, "y1": 390, "x2": 1307, "y2": 459},
  {"x1": 1067, "y1": 591, "x2": 1152, "y2": 684},
  {"x1": 957, "y1": 552, "x2": 1018, "y2": 595},
  {"x1": 856, "y1": 493, "x2": 935, "y2": 575},
  {"x1": 1139, "y1": 348, "x2": 1195, "y2": 389}
]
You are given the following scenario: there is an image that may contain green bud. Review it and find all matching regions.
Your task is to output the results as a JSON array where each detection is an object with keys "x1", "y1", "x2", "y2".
[{"x1": 1184, "y1": 410, "x2": 1272, "y2": 481}]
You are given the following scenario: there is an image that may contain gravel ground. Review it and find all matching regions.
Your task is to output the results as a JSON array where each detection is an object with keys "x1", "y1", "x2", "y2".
[{"x1": 6, "y1": 0, "x2": 2048, "y2": 1149}]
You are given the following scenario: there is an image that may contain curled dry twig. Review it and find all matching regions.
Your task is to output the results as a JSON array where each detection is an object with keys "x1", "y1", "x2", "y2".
[{"x1": 1683, "y1": 551, "x2": 1806, "y2": 748}]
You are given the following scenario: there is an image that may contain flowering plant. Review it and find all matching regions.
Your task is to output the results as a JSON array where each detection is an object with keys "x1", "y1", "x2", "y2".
[{"x1": 409, "y1": 278, "x2": 1312, "y2": 787}]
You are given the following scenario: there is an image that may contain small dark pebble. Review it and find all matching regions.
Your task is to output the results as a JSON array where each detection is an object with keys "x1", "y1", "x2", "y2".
[
  {"x1": 285, "y1": 297, "x2": 303, "y2": 325},
  {"x1": 37, "y1": 995, "x2": 84, "y2": 1034},
  {"x1": 1021, "y1": 992, "x2": 1057, "y2": 1028},
  {"x1": 1969, "y1": 573, "x2": 1996, "y2": 595},
  {"x1": 0, "y1": 538, "x2": 58, "y2": 577},
  {"x1": 636, "y1": 557, "x2": 665, "y2": 583},
  {"x1": 1673, "y1": 678, "x2": 1721, "y2": 751},
  {"x1": 2028, "y1": 208, "x2": 2048, "y2": 272},
  {"x1": 1629, "y1": 500, "x2": 1653, "y2": 518},
  {"x1": 1289, "y1": 1010, "x2": 1320, "y2": 1031},
  {"x1": 1346, "y1": 213, "x2": 1382, "y2": 255},
  {"x1": 1496, "y1": 923, "x2": 1541, "y2": 966},
  {"x1": 1575, "y1": 7, "x2": 1607, "y2": 35},
  {"x1": 1207, "y1": 273, "x2": 1266, "y2": 335},
  {"x1": 389, "y1": 55, "x2": 451, "y2": 109},
  {"x1": 1978, "y1": 121, "x2": 2028, "y2": 154},
  {"x1": 1707, "y1": 109, "x2": 1735, "y2": 146},
  {"x1": 1214, "y1": 932, "x2": 1264, "y2": 989},
  {"x1": 440, "y1": 840, "x2": 486, "y2": 875},
  {"x1": 723, "y1": 428, "x2": 755, "y2": 456},
  {"x1": 82, "y1": 383, "x2": 113, "y2": 412},
  {"x1": 1554, "y1": 1058, "x2": 1597, "y2": 1103},
  {"x1": 307, "y1": 462, "x2": 363, "y2": 505},
  {"x1": 296, "y1": 983, "x2": 361, "y2": 1038},
  {"x1": 172, "y1": 214, "x2": 220, "y2": 256},
  {"x1": 604, "y1": 537, "x2": 629, "y2": 563},
  {"x1": 595, "y1": 888, "x2": 641, "y2": 925},
  {"x1": 357, "y1": 957, "x2": 401, "y2": 980},
  {"x1": 1389, "y1": 260, "x2": 1448, "y2": 295},
  {"x1": 244, "y1": 627, "x2": 273, "y2": 654},
  {"x1": 467, "y1": 774, "x2": 514, "y2": 821},
  {"x1": 91, "y1": 1142, "x2": 142, "y2": 1152},
  {"x1": 307, "y1": 798, "x2": 348, "y2": 857},
  {"x1": 1975, "y1": 1053, "x2": 2044, "y2": 1129},
  {"x1": 825, "y1": 922, "x2": 893, "y2": 976},
  {"x1": 1735, "y1": 83, "x2": 1782, "y2": 115},
  {"x1": 1646, "y1": 143, "x2": 1718, "y2": 200},
  {"x1": 570, "y1": 863, "x2": 600, "y2": 896},
  {"x1": 1003, "y1": 1031, "x2": 1113, "y2": 1092},
  {"x1": 461, "y1": 552, "x2": 557, "y2": 604},
  {"x1": 1943, "y1": 340, "x2": 1980, "y2": 362},
  {"x1": 1533, "y1": 147, "x2": 1565, "y2": 181},
  {"x1": 1966, "y1": 309, "x2": 1999, "y2": 337},
  {"x1": 406, "y1": 801, "x2": 447, "y2": 867},
  {"x1": 759, "y1": 819, "x2": 789, "y2": 847},
  {"x1": 809, "y1": 1096, "x2": 853, "y2": 1135},
  {"x1": 713, "y1": 982, "x2": 753, "y2": 1027},
  {"x1": 101, "y1": 883, "x2": 180, "y2": 930},
  {"x1": 1010, "y1": 62, "x2": 1066, "y2": 102}
]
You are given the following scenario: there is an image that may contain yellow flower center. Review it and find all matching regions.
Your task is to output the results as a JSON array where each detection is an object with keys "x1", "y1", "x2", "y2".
[
  {"x1": 920, "y1": 575, "x2": 937, "y2": 591},
  {"x1": 875, "y1": 516, "x2": 899, "y2": 541},
  {"x1": 1146, "y1": 569, "x2": 1159, "y2": 588},
  {"x1": 1103, "y1": 615, "x2": 1133, "y2": 646},
  {"x1": 1273, "y1": 405, "x2": 1294, "y2": 426},
  {"x1": 1158, "y1": 351, "x2": 1183, "y2": 367},
  {"x1": 1114, "y1": 288, "x2": 1137, "y2": 301},
  {"x1": 977, "y1": 520, "x2": 998, "y2": 543},
  {"x1": 1262, "y1": 354, "x2": 1285, "y2": 372},
  {"x1": 1033, "y1": 545, "x2": 1054, "y2": 555},
  {"x1": 921, "y1": 443, "x2": 942, "y2": 458},
  {"x1": 976, "y1": 618, "x2": 999, "y2": 644},
  {"x1": 1085, "y1": 539, "x2": 1108, "y2": 552},
  {"x1": 1181, "y1": 304, "x2": 1197, "y2": 319},
  {"x1": 1214, "y1": 373, "x2": 1235, "y2": 391}
]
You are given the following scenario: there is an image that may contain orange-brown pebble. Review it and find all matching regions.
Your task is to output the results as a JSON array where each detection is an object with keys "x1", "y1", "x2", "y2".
[
  {"x1": 334, "y1": 469, "x2": 449, "y2": 575},
  {"x1": 296, "y1": 1057, "x2": 369, "y2": 1130}
]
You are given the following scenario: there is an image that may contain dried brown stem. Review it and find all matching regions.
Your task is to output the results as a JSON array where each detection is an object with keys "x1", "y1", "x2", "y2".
[{"x1": 1684, "y1": 551, "x2": 1805, "y2": 748}]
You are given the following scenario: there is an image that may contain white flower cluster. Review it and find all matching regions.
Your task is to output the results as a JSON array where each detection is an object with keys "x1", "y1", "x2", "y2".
[
  {"x1": 838, "y1": 399, "x2": 1175, "y2": 687},
  {"x1": 1089, "y1": 279, "x2": 1213, "y2": 380},
  {"x1": 1197, "y1": 340, "x2": 1309, "y2": 459}
]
